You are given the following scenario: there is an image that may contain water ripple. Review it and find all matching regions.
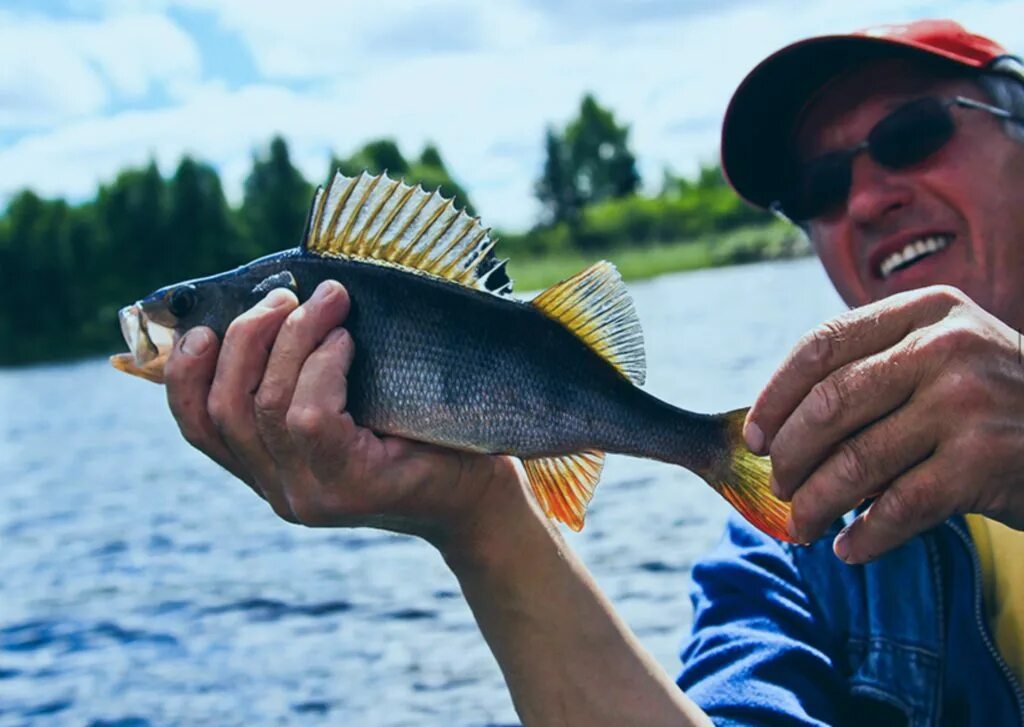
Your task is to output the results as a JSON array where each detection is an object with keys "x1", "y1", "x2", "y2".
[
  {"x1": 0, "y1": 260, "x2": 845, "y2": 725},
  {"x1": 0, "y1": 619, "x2": 179, "y2": 653},
  {"x1": 198, "y1": 597, "x2": 354, "y2": 621}
]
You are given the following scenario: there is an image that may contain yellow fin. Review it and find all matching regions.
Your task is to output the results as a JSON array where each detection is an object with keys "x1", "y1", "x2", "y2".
[
  {"x1": 302, "y1": 171, "x2": 512, "y2": 295},
  {"x1": 705, "y1": 408, "x2": 794, "y2": 543},
  {"x1": 530, "y1": 261, "x2": 645, "y2": 385},
  {"x1": 523, "y1": 450, "x2": 605, "y2": 531}
]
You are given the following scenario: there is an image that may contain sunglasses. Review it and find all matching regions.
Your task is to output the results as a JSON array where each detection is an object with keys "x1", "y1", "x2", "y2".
[{"x1": 772, "y1": 95, "x2": 1024, "y2": 222}]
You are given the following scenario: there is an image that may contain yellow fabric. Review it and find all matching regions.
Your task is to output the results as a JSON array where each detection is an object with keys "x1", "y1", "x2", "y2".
[{"x1": 965, "y1": 514, "x2": 1024, "y2": 687}]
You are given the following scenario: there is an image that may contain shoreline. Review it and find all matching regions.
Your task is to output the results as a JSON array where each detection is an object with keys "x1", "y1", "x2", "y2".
[
  {"x1": 1, "y1": 222, "x2": 809, "y2": 368},
  {"x1": 507, "y1": 220, "x2": 809, "y2": 291}
]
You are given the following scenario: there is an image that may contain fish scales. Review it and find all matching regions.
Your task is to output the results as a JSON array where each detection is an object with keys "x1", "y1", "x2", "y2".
[
  {"x1": 110, "y1": 170, "x2": 793, "y2": 539},
  {"x1": 285, "y1": 255, "x2": 703, "y2": 462}
]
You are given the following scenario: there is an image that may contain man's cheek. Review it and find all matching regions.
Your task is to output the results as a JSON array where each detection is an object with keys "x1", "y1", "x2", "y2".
[{"x1": 818, "y1": 250, "x2": 871, "y2": 308}]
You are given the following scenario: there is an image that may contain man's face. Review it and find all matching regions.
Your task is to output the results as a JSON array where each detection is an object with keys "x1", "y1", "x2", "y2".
[{"x1": 797, "y1": 59, "x2": 1024, "y2": 325}]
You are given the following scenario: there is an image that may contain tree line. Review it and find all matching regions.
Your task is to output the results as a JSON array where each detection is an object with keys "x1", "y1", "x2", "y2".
[{"x1": 0, "y1": 94, "x2": 781, "y2": 365}]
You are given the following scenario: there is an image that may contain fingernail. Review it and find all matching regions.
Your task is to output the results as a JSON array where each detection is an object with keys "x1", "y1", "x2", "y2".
[
  {"x1": 181, "y1": 328, "x2": 211, "y2": 356},
  {"x1": 786, "y1": 515, "x2": 799, "y2": 543},
  {"x1": 312, "y1": 280, "x2": 339, "y2": 303},
  {"x1": 834, "y1": 528, "x2": 851, "y2": 562},
  {"x1": 261, "y1": 288, "x2": 294, "y2": 309},
  {"x1": 744, "y1": 420, "x2": 765, "y2": 455},
  {"x1": 324, "y1": 328, "x2": 346, "y2": 345}
]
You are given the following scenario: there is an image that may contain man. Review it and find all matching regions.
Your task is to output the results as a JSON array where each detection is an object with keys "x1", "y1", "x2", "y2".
[{"x1": 164, "y1": 19, "x2": 1024, "y2": 725}]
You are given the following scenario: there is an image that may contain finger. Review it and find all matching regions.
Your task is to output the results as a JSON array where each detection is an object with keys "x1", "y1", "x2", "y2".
[
  {"x1": 770, "y1": 340, "x2": 924, "y2": 498},
  {"x1": 787, "y1": 401, "x2": 937, "y2": 542},
  {"x1": 165, "y1": 327, "x2": 252, "y2": 485},
  {"x1": 254, "y1": 280, "x2": 350, "y2": 469},
  {"x1": 208, "y1": 288, "x2": 299, "y2": 519},
  {"x1": 282, "y1": 327, "x2": 364, "y2": 525},
  {"x1": 287, "y1": 327, "x2": 357, "y2": 461},
  {"x1": 744, "y1": 287, "x2": 960, "y2": 455},
  {"x1": 831, "y1": 459, "x2": 952, "y2": 564}
]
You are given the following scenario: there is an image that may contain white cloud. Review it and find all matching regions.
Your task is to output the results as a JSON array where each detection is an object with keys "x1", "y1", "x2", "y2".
[
  {"x1": 1, "y1": 0, "x2": 1021, "y2": 231},
  {"x1": 81, "y1": 14, "x2": 201, "y2": 97},
  {"x1": 182, "y1": 0, "x2": 550, "y2": 79},
  {"x1": 0, "y1": 10, "x2": 200, "y2": 131}
]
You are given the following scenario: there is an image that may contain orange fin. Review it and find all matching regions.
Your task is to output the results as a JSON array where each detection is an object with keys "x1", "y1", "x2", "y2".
[
  {"x1": 705, "y1": 408, "x2": 794, "y2": 543},
  {"x1": 109, "y1": 352, "x2": 166, "y2": 384},
  {"x1": 522, "y1": 450, "x2": 605, "y2": 531}
]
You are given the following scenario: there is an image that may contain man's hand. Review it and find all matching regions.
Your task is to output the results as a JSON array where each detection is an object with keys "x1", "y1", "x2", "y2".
[
  {"x1": 744, "y1": 285, "x2": 1024, "y2": 563},
  {"x1": 163, "y1": 279, "x2": 521, "y2": 552},
  {"x1": 161, "y1": 279, "x2": 711, "y2": 726}
]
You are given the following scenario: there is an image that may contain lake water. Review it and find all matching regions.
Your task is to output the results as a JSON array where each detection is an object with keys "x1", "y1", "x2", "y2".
[{"x1": 0, "y1": 257, "x2": 844, "y2": 726}]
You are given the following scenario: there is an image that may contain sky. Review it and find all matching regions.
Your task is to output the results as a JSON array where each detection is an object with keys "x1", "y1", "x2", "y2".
[{"x1": 1, "y1": 0, "x2": 1022, "y2": 231}]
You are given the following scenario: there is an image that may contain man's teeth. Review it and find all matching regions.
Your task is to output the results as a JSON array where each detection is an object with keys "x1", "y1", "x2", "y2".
[{"x1": 879, "y1": 235, "x2": 952, "y2": 278}]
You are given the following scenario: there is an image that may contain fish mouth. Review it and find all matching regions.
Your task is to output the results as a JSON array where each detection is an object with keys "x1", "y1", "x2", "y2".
[{"x1": 109, "y1": 304, "x2": 177, "y2": 384}]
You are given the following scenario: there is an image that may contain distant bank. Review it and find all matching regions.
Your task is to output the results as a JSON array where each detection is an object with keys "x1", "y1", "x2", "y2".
[
  {"x1": 508, "y1": 221, "x2": 810, "y2": 292},
  {"x1": 0, "y1": 220, "x2": 808, "y2": 368}
]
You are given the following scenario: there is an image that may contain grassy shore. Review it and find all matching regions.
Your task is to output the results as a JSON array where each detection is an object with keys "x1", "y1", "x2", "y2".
[{"x1": 505, "y1": 220, "x2": 810, "y2": 291}]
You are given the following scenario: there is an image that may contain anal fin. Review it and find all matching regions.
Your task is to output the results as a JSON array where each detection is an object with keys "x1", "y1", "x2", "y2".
[{"x1": 522, "y1": 451, "x2": 605, "y2": 531}]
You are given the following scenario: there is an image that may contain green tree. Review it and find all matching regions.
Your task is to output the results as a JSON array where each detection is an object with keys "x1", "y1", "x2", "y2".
[
  {"x1": 332, "y1": 139, "x2": 410, "y2": 178},
  {"x1": 661, "y1": 162, "x2": 730, "y2": 198},
  {"x1": 330, "y1": 140, "x2": 475, "y2": 214},
  {"x1": 168, "y1": 156, "x2": 243, "y2": 278},
  {"x1": 535, "y1": 94, "x2": 640, "y2": 243},
  {"x1": 242, "y1": 136, "x2": 313, "y2": 253},
  {"x1": 535, "y1": 126, "x2": 579, "y2": 227},
  {"x1": 418, "y1": 143, "x2": 444, "y2": 169},
  {"x1": 95, "y1": 160, "x2": 169, "y2": 301},
  {"x1": 0, "y1": 192, "x2": 91, "y2": 362},
  {"x1": 696, "y1": 161, "x2": 728, "y2": 190},
  {"x1": 564, "y1": 94, "x2": 640, "y2": 205}
]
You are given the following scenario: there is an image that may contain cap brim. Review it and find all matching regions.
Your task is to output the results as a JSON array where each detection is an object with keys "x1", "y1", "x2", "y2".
[{"x1": 721, "y1": 35, "x2": 977, "y2": 210}]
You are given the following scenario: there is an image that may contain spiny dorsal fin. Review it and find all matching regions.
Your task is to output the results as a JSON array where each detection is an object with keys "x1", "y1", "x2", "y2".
[
  {"x1": 530, "y1": 261, "x2": 645, "y2": 385},
  {"x1": 303, "y1": 171, "x2": 512, "y2": 295},
  {"x1": 522, "y1": 450, "x2": 605, "y2": 531}
]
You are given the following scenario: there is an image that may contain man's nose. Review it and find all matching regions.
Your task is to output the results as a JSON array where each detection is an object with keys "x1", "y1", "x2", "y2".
[{"x1": 846, "y1": 156, "x2": 912, "y2": 225}]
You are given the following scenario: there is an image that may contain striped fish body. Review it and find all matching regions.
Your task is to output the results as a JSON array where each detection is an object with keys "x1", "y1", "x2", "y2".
[
  {"x1": 112, "y1": 171, "x2": 792, "y2": 539},
  {"x1": 282, "y1": 253, "x2": 723, "y2": 472}
]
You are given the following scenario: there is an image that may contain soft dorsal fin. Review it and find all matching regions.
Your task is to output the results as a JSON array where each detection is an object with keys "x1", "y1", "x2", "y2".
[
  {"x1": 303, "y1": 171, "x2": 512, "y2": 295},
  {"x1": 530, "y1": 261, "x2": 646, "y2": 385},
  {"x1": 522, "y1": 450, "x2": 605, "y2": 531}
]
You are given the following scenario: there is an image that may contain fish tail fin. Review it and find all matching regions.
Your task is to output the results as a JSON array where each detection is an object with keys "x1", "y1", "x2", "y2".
[
  {"x1": 703, "y1": 408, "x2": 794, "y2": 543},
  {"x1": 522, "y1": 450, "x2": 605, "y2": 531}
]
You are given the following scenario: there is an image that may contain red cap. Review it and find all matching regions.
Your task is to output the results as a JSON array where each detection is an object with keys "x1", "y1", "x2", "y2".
[{"x1": 721, "y1": 20, "x2": 1018, "y2": 210}]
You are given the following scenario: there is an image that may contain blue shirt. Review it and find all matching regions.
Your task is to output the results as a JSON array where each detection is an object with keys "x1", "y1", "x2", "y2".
[{"x1": 678, "y1": 513, "x2": 1024, "y2": 726}]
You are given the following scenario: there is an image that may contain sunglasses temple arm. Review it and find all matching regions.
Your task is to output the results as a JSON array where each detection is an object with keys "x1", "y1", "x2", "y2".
[{"x1": 954, "y1": 96, "x2": 1024, "y2": 124}]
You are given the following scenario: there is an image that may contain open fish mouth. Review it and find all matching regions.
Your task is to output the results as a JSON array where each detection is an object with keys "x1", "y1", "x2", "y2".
[{"x1": 108, "y1": 304, "x2": 177, "y2": 384}]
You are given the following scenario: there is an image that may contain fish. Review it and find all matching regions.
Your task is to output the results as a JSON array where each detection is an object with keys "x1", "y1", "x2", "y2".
[{"x1": 111, "y1": 170, "x2": 794, "y2": 541}]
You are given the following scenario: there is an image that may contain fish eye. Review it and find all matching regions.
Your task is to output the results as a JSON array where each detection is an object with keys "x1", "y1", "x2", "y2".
[{"x1": 168, "y1": 286, "x2": 197, "y2": 317}]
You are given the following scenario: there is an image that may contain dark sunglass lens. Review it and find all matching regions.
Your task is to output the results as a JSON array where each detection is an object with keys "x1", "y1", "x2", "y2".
[
  {"x1": 870, "y1": 97, "x2": 955, "y2": 169},
  {"x1": 783, "y1": 151, "x2": 852, "y2": 220}
]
